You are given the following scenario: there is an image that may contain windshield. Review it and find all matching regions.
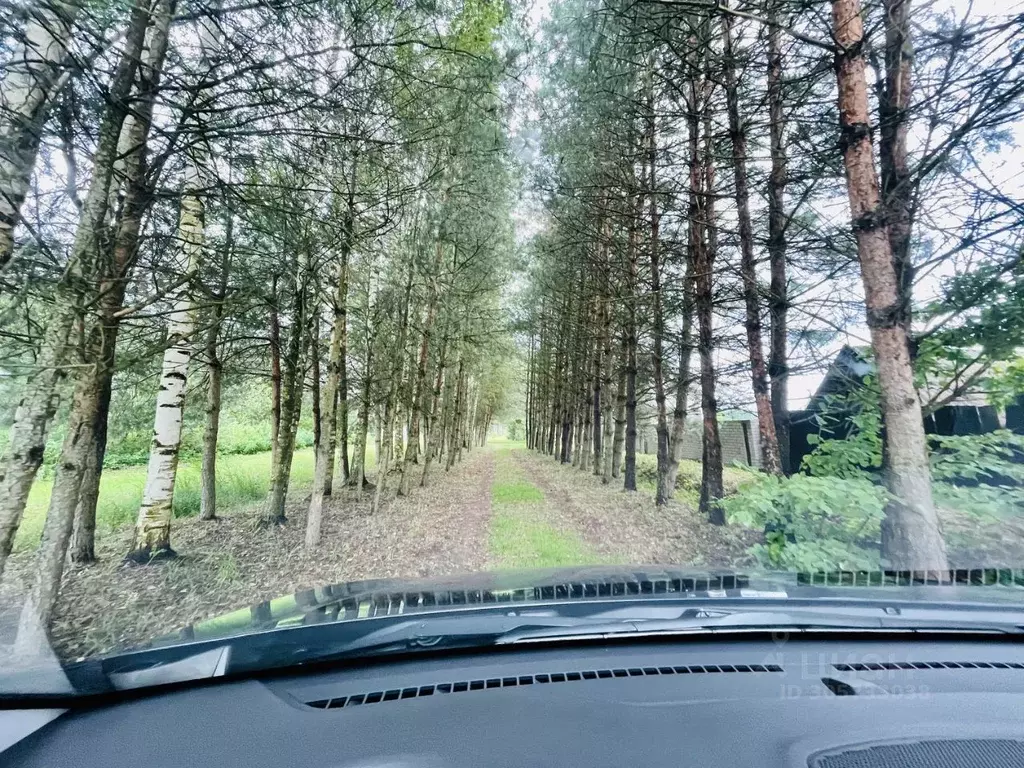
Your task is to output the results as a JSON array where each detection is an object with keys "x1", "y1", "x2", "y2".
[{"x1": 1, "y1": 0, "x2": 1024, "y2": 695}]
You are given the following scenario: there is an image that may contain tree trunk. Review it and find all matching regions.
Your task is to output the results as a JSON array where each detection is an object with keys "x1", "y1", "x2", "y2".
[
  {"x1": 350, "y1": 362, "x2": 371, "y2": 491},
  {"x1": 350, "y1": 375, "x2": 370, "y2": 490},
  {"x1": 579, "y1": 302, "x2": 593, "y2": 473},
  {"x1": 269, "y1": 286, "x2": 282, "y2": 470},
  {"x1": 199, "y1": 333, "x2": 223, "y2": 522},
  {"x1": 128, "y1": 3, "x2": 218, "y2": 559},
  {"x1": 722, "y1": 7, "x2": 782, "y2": 476},
  {"x1": 766, "y1": 0, "x2": 790, "y2": 473},
  {"x1": 324, "y1": 179, "x2": 355, "y2": 495},
  {"x1": 623, "y1": 194, "x2": 639, "y2": 492},
  {"x1": 600, "y1": 294, "x2": 615, "y2": 484},
  {"x1": 592, "y1": 295, "x2": 606, "y2": 476},
  {"x1": 371, "y1": 259, "x2": 414, "y2": 512},
  {"x1": 310, "y1": 330, "x2": 322, "y2": 453},
  {"x1": 350, "y1": 273, "x2": 373, "y2": 490},
  {"x1": 665, "y1": 266, "x2": 694, "y2": 495},
  {"x1": 69, "y1": 0, "x2": 174, "y2": 560},
  {"x1": 880, "y1": 0, "x2": 915, "y2": 333},
  {"x1": 611, "y1": 334, "x2": 626, "y2": 479},
  {"x1": 306, "y1": 195, "x2": 355, "y2": 544},
  {"x1": 421, "y1": 333, "x2": 448, "y2": 486},
  {"x1": 0, "y1": 0, "x2": 83, "y2": 269},
  {"x1": 465, "y1": 377, "x2": 479, "y2": 457},
  {"x1": 336, "y1": 333, "x2": 350, "y2": 487},
  {"x1": 264, "y1": 251, "x2": 309, "y2": 526},
  {"x1": 127, "y1": 171, "x2": 203, "y2": 560},
  {"x1": 694, "y1": 65, "x2": 724, "y2": 524},
  {"x1": 69, "y1": 360, "x2": 110, "y2": 564},
  {"x1": 12, "y1": 355, "x2": 101, "y2": 654},
  {"x1": 830, "y1": 0, "x2": 947, "y2": 570},
  {"x1": 401, "y1": 235, "x2": 445, "y2": 495},
  {"x1": 446, "y1": 359, "x2": 466, "y2": 471},
  {"x1": 373, "y1": 411, "x2": 383, "y2": 477},
  {"x1": 0, "y1": 0, "x2": 150, "y2": 579},
  {"x1": 200, "y1": 219, "x2": 231, "y2": 522},
  {"x1": 646, "y1": 77, "x2": 673, "y2": 504}
]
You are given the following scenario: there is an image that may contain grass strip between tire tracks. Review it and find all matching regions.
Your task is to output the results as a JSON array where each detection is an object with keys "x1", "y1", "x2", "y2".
[{"x1": 487, "y1": 448, "x2": 595, "y2": 569}]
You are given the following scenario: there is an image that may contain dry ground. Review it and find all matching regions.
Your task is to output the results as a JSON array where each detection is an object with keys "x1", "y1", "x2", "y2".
[
  {"x1": 506, "y1": 449, "x2": 759, "y2": 567},
  {"x1": 2, "y1": 443, "x2": 760, "y2": 660},
  {"x1": 9, "y1": 442, "x2": 1014, "y2": 662},
  {"x1": 1, "y1": 451, "x2": 496, "y2": 659}
]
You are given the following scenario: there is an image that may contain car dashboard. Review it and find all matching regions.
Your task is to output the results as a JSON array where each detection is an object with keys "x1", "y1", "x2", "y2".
[{"x1": 5, "y1": 636, "x2": 1024, "y2": 767}]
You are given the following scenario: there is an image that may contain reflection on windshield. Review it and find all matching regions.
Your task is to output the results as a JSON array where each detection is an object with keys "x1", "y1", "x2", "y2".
[{"x1": 1, "y1": 0, "x2": 1023, "y2": 689}]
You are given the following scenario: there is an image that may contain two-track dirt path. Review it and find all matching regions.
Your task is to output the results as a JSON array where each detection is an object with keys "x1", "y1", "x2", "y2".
[{"x1": 8, "y1": 443, "x2": 754, "y2": 660}]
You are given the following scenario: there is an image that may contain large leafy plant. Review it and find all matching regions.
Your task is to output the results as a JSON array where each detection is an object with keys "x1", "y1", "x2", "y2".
[
  {"x1": 722, "y1": 474, "x2": 886, "y2": 570},
  {"x1": 801, "y1": 383, "x2": 883, "y2": 480}
]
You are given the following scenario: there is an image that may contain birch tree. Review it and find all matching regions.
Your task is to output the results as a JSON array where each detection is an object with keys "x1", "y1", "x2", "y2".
[
  {"x1": 0, "y1": 0, "x2": 83, "y2": 268},
  {"x1": 0, "y1": 0, "x2": 150, "y2": 577},
  {"x1": 128, "y1": 6, "x2": 221, "y2": 561}
]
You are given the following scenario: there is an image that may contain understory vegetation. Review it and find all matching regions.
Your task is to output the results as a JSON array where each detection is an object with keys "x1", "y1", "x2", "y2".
[{"x1": 723, "y1": 417, "x2": 1024, "y2": 571}]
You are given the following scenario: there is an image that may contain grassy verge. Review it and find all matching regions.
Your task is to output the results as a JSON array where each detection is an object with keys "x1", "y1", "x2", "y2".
[
  {"x1": 487, "y1": 451, "x2": 595, "y2": 569},
  {"x1": 15, "y1": 445, "x2": 377, "y2": 552}
]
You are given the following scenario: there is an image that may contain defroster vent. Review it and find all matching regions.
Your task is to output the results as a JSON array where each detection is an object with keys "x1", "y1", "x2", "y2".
[
  {"x1": 304, "y1": 663, "x2": 783, "y2": 710},
  {"x1": 833, "y1": 661, "x2": 1024, "y2": 672}
]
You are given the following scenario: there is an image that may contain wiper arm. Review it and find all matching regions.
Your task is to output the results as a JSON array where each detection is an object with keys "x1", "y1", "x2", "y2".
[
  {"x1": 234, "y1": 607, "x2": 1024, "y2": 672},
  {"x1": 65, "y1": 603, "x2": 1024, "y2": 697},
  {"x1": 498, "y1": 608, "x2": 1024, "y2": 645},
  {"x1": 61, "y1": 614, "x2": 584, "y2": 696},
  {"x1": 228, "y1": 614, "x2": 598, "y2": 672}
]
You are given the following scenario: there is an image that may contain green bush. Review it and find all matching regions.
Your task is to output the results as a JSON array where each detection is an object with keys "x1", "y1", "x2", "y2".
[
  {"x1": 723, "y1": 474, "x2": 886, "y2": 570},
  {"x1": 929, "y1": 430, "x2": 1024, "y2": 485},
  {"x1": 933, "y1": 482, "x2": 1024, "y2": 520},
  {"x1": 747, "y1": 538, "x2": 881, "y2": 572},
  {"x1": 801, "y1": 388, "x2": 882, "y2": 480}
]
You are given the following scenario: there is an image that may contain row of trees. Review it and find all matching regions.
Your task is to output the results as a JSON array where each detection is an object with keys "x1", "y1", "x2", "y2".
[
  {"x1": 521, "y1": 0, "x2": 1024, "y2": 569},
  {"x1": 0, "y1": 0, "x2": 518, "y2": 646}
]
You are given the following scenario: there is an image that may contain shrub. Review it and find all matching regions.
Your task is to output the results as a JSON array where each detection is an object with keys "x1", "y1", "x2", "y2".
[
  {"x1": 801, "y1": 387, "x2": 882, "y2": 480},
  {"x1": 635, "y1": 455, "x2": 758, "y2": 496},
  {"x1": 723, "y1": 474, "x2": 886, "y2": 570},
  {"x1": 929, "y1": 429, "x2": 1024, "y2": 485}
]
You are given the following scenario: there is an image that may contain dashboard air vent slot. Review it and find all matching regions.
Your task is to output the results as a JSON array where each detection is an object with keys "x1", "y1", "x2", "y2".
[
  {"x1": 833, "y1": 661, "x2": 1024, "y2": 672},
  {"x1": 304, "y1": 663, "x2": 783, "y2": 710}
]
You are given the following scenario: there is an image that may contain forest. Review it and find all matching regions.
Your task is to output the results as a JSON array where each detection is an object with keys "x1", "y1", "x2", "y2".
[{"x1": 1, "y1": 0, "x2": 1024, "y2": 658}]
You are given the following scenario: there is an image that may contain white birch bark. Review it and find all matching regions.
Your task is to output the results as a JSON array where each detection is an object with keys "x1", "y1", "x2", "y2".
[
  {"x1": 127, "y1": 163, "x2": 202, "y2": 560},
  {"x1": 12, "y1": 356, "x2": 100, "y2": 654},
  {"x1": 0, "y1": 0, "x2": 82, "y2": 268},
  {"x1": 128, "y1": 3, "x2": 219, "y2": 561}
]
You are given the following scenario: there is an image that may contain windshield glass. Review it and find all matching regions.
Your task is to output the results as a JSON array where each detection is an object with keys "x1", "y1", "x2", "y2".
[{"x1": 1, "y1": 0, "x2": 1023, "y2": 694}]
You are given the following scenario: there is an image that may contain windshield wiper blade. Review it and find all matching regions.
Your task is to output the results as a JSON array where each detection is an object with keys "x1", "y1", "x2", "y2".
[
  {"x1": 225, "y1": 613, "x2": 602, "y2": 673},
  {"x1": 230, "y1": 607, "x2": 1024, "y2": 673},
  {"x1": 60, "y1": 602, "x2": 1024, "y2": 698},
  {"x1": 497, "y1": 609, "x2": 1024, "y2": 645}
]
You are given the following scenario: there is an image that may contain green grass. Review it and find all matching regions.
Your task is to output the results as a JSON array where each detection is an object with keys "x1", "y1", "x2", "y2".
[
  {"x1": 14, "y1": 443, "x2": 377, "y2": 552},
  {"x1": 491, "y1": 479, "x2": 544, "y2": 503},
  {"x1": 489, "y1": 509, "x2": 596, "y2": 569},
  {"x1": 487, "y1": 450, "x2": 596, "y2": 569}
]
